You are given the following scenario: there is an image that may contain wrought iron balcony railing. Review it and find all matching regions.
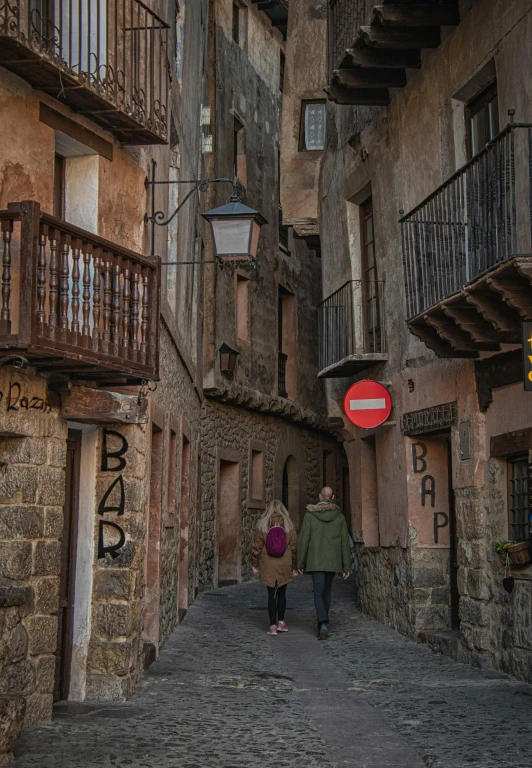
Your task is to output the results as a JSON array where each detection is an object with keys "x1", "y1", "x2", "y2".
[
  {"x1": 0, "y1": 201, "x2": 159, "y2": 381},
  {"x1": 318, "y1": 279, "x2": 386, "y2": 377},
  {"x1": 0, "y1": 0, "x2": 169, "y2": 144},
  {"x1": 401, "y1": 122, "x2": 532, "y2": 320}
]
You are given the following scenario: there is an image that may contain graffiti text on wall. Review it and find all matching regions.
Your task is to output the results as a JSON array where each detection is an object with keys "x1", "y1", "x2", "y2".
[
  {"x1": 1, "y1": 382, "x2": 53, "y2": 413},
  {"x1": 98, "y1": 430, "x2": 128, "y2": 559},
  {"x1": 412, "y1": 442, "x2": 449, "y2": 544}
]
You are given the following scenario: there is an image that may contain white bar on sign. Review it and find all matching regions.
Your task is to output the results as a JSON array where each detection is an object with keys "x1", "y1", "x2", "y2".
[{"x1": 349, "y1": 398, "x2": 386, "y2": 411}]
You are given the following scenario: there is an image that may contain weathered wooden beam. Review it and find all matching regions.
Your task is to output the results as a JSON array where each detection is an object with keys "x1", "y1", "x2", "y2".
[
  {"x1": 488, "y1": 275, "x2": 532, "y2": 319},
  {"x1": 334, "y1": 67, "x2": 407, "y2": 89},
  {"x1": 348, "y1": 47, "x2": 421, "y2": 68},
  {"x1": 441, "y1": 304, "x2": 504, "y2": 344},
  {"x1": 61, "y1": 384, "x2": 148, "y2": 424},
  {"x1": 464, "y1": 288, "x2": 521, "y2": 341},
  {"x1": 356, "y1": 25, "x2": 440, "y2": 49},
  {"x1": 374, "y1": 4, "x2": 460, "y2": 28},
  {"x1": 325, "y1": 82, "x2": 390, "y2": 105},
  {"x1": 408, "y1": 321, "x2": 478, "y2": 358},
  {"x1": 424, "y1": 310, "x2": 499, "y2": 352}
]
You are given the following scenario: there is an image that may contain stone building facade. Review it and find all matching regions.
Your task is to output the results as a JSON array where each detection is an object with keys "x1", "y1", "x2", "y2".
[
  {"x1": 281, "y1": 0, "x2": 532, "y2": 681},
  {"x1": 0, "y1": 0, "x2": 207, "y2": 762}
]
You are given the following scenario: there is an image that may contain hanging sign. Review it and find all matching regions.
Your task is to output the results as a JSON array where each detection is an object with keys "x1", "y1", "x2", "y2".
[
  {"x1": 343, "y1": 380, "x2": 392, "y2": 429},
  {"x1": 522, "y1": 322, "x2": 532, "y2": 391}
]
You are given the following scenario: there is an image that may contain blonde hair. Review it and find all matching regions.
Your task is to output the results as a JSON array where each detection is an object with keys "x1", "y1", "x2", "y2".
[{"x1": 257, "y1": 499, "x2": 294, "y2": 533}]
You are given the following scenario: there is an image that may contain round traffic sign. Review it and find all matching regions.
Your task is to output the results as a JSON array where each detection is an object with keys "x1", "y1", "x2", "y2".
[{"x1": 343, "y1": 380, "x2": 392, "y2": 429}]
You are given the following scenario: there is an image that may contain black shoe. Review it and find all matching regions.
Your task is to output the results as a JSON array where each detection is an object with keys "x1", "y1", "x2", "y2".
[{"x1": 318, "y1": 623, "x2": 328, "y2": 640}]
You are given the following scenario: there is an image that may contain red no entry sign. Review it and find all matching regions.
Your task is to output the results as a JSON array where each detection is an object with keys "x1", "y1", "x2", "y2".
[{"x1": 343, "y1": 380, "x2": 392, "y2": 429}]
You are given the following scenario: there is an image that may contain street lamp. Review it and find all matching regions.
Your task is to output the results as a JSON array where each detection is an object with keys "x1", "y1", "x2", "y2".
[
  {"x1": 218, "y1": 343, "x2": 240, "y2": 377},
  {"x1": 145, "y1": 161, "x2": 267, "y2": 264},
  {"x1": 201, "y1": 194, "x2": 266, "y2": 261}
]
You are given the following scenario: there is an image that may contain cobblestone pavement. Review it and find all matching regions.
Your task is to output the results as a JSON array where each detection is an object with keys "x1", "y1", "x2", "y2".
[{"x1": 14, "y1": 577, "x2": 532, "y2": 768}]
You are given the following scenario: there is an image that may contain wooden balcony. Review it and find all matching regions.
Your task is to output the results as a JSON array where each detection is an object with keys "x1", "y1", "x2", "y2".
[
  {"x1": 251, "y1": 0, "x2": 288, "y2": 39},
  {"x1": 401, "y1": 122, "x2": 532, "y2": 358},
  {"x1": 318, "y1": 280, "x2": 387, "y2": 377},
  {"x1": 326, "y1": 0, "x2": 460, "y2": 106},
  {"x1": 0, "y1": 0, "x2": 168, "y2": 145},
  {"x1": 0, "y1": 201, "x2": 160, "y2": 382}
]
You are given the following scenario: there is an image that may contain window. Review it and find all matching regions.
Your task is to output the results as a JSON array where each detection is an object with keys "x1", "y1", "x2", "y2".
[
  {"x1": 299, "y1": 101, "x2": 326, "y2": 151},
  {"x1": 280, "y1": 50, "x2": 285, "y2": 92},
  {"x1": 55, "y1": 131, "x2": 99, "y2": 233},
  {"x1": 232, "y1": 2, "x2": 240, "y2": 43},
  {"x1": 249, "y1": 443, "x2": 265, "y2": 506},
  {"x1": 166, "y1": 425, "x2": 178, "y2": 527},
  {"x1": 235, "y1": 273, "x2": 249, "y2": 341},
  {"x1": 360, "y1": 198, "x2": 382, "y2": 353},
  {"x1": 54, "y1": 153, "x2": 65, "y2": 219},
  {"x1": 507, "y1": 455, "x2": 529, "y2": 542},
  {"x1": 233, "y1": 118, "x2": 246, "y2": 185},
  {"x1": 466, "y1": 82, "x2": 499, "y2": 160}
]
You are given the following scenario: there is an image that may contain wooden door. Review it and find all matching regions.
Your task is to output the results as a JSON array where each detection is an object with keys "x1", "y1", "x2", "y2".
[{"x1": 55, "y1": 429, "x2": 81, "y2": 701}]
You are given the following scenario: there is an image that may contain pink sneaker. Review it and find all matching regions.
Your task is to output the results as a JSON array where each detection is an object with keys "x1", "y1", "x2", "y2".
[
  {"x1": 277, "y1": 621, "x2": 289, "y2": 632},
  {"x1": 267, "y1": 625, "x2": 278, "y2": 636}
]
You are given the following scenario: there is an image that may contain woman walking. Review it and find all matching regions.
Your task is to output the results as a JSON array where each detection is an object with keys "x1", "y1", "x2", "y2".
[{"x1": 251, "y1": 500, "x2": 297, "y2": 636}]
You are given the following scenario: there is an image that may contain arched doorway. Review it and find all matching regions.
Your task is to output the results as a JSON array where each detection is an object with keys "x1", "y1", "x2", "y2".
[{"x1": 281, "y1": 455, "x2": 300, "y2": 530}]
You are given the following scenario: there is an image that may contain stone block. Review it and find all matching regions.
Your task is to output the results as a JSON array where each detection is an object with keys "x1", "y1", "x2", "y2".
[
  {"x1": 0, "y1": 466, "x2": 38, "y2": 505},
  {"x1": 47, "y1": 440, "x2": 67, "y2": 468},
  {"x1": 0, "y1": 542, "x2": 32, "y2": 581},
  {"x1": 0, "y1": 506, "x2": 44, "y2": 540},
  {"x1": 460, "y1": 497, "x2": 485, "y2": 540},
  {"x1": 88, "y1": 639, "x2": 133, "y2": 676},
  {"x1": 34, "y1": 655, "x2": 56, "y2": 694},
  {"x1": 25, "y1": 616, "x2": 58, "y2": 656},
  {"x1": 412, "y1": 568, "x2": 446, "y2": 588},
  {"x1": 457, "y1": 540, "x2": 470, "y2": 567},
  {"x1": 431, "y1": 586, "x2": 450, "y2": 605},
  {"x1": 93, "y1": 570, "x2": 132, "y2": 601},
  {"x1": 470, "y1": 541, "x2": 487, "y2": 570},
  {"x1": 0, "y1": 696, "x2": 25, "y2": 759},
  {"x1": 23, "y1": 694, "x2": 52, "y2": 727},
  {"x1": 34, "y1": 578, "x2": 60, "y2": 614},
  {"x1": 36, "y1": 468, "x2": 65, "y2": 506},
  {"x1": 0, "y1": 438, "x2": 47, "y2": 467},
  {"x1": 457, "y1": 567, "x2": 466, "y2": 594},
  {"x1": 0, "y1": 660, "x2": 35, "y2": 697},
  {"x1": 85, "y1": 673, "x2": 134, "y2": 702},
  {"x1": 33, "y1": 541, "x2": 61, "y2": 576},
  {"x1": 460, "y1": 597, "x2": 490, "y2": 627},
  {"x1": 467, "y1": 569, "x2": 492, "y2": 600},
  {"x1": 413, "y1": 588, "x2": 430, "y2": 605},
  {"x1": 6, "y1": 623, "x2": 28, "y2": 663},
  {"x1": 93, "y1": 603, "x2": 129, "y2": 640},
  {"x1": 415, "y1": 605, "x2": 449, "y2": 629},
  {"x1": 43, "y1": 508, "x2": 63, "y2": 539}
]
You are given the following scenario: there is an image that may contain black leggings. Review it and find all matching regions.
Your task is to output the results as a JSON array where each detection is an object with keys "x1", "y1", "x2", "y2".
[{"x1": 267, "y1": 584, "x2": 287, "y2": 625}]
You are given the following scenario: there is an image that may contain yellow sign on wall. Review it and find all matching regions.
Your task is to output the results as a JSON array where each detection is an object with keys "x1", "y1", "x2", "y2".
[{"x1": 523, "y1": 322, "x2": 532, "y2": 391}]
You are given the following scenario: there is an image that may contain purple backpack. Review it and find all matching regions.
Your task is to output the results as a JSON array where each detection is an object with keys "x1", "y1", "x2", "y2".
[{"x1": 266, "y1": 525, "x2": 287, "y2": 557}]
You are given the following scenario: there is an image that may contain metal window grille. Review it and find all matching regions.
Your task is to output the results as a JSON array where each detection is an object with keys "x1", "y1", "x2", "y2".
[{"x1": 507, "y1": 456, "x2": 530, "y2": 542}]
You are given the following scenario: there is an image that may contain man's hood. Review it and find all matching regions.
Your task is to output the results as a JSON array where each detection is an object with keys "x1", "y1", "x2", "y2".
[{"x1": 306, "y1": 502, "x2": 342, "y2": 522}]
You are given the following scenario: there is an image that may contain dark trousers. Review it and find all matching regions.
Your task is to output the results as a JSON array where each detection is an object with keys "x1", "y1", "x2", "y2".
[
  {"x1": 267, "y1": 584, "x2": 287, "y2": 625},
  {"x1": 312, "y1": 572, "x2": 336, "y2": 625}
]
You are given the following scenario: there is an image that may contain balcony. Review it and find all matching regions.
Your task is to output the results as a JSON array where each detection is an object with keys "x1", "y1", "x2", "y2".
[
  {"x1": 326, "y1": 0, "x2": 460, "y2": 106},
  {"x1": 318, "y1": 280, "x2": 387, "y2": 377},
  {"x1": 0, "y1": 0, "x2": 168, "y2": 145},
  {"x1": 0, "y1": 201, "x2": 160, "y2": 382},
  {"x1": 251, "y1": 0, "x2": 288, "y2": 40},
  {"x1": 401, "y1": 122, "x2": 532, "y2": 358}
]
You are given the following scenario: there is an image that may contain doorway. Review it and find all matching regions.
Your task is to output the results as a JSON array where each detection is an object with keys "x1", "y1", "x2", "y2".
[
  {"x1": 217, "y1": 457, "x2": 241, "y2": 587},
  {"x1": 55, "y1": 429, "x2": 81, "y2": 701},
  {"x1": 178, "y1": 434, "x2": 191, "y2": 620}
]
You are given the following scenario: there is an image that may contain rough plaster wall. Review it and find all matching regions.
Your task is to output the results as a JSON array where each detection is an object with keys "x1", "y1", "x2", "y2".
[
  {"x1": 0, "y1": 369, "x2": 66, "y2": 729},
  {"x1": 199, "y1": 399, "x2": 340, "y2": 590}
]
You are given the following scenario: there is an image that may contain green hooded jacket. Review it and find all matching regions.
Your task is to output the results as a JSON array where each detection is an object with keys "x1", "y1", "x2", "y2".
[{"x1": 297, "y1": 502, "x2": 351, "y2": 573}]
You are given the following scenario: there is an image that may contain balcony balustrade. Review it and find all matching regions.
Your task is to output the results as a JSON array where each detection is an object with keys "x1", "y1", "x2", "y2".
[
  {"x1": 0, "y1": 0, "x2": 168, "y2": 144},
  {"x1": 318, "y1": 279, "x2": 387, "y2": 377},
  {"x1": 0, "y1": 201, "x2": 159, "y2": 381},
  {"x1": 326, "y1": 0, "x2": 460, "y2": 106},
  {"x1": 401, "y1": 121, "x2": 532, "y2": 358}
]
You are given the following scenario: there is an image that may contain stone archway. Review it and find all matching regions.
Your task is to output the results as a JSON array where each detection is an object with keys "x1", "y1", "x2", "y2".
[{"x1": 273, "y1": 429, "x2": 307, "y2": 532}]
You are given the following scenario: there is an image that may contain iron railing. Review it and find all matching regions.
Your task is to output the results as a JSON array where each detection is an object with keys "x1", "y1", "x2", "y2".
[
  {"x1": 401, "y1": 121, "x2": 532, "y2": 319},
  {"x1": 318, "y1": 279, "x2": 385, "y2": 371},
  {"x1": 0, "y1": 0, "x2": 168, "y2": 144},
  {"x1": 278, "y1": 351, "x2": 288, "y2": 398},
  {"x1": 0, "y1": 201, "x2": 159, "y2": 379},
  {"x1": 328, "y1": 0, "x2": 372, "y2": 73}
]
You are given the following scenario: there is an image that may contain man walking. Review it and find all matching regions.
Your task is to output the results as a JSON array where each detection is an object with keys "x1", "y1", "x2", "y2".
[{"x1": 297, "y1": 486, "x2": 351, "y2": 639}]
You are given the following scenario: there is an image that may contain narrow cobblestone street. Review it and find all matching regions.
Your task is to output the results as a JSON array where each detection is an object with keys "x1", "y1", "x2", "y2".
[{"x1": 14, "y1": 578, "x2": 532, "y2": 768}]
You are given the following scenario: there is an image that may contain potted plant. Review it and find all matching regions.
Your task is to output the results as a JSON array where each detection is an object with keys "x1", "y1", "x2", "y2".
[{"x1": 495, "y1": 539, "x2": 531, "y2": 566}]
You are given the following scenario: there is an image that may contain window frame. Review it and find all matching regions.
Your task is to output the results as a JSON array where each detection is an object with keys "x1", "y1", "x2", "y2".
[
  {"x1": 248, "y1": 439, "x2": 266, "y2": 509},
  {"x1": 507, "y1": 454, "x2": 530, "y2": 542},
  {"x1": 298, "y1": 100, "x2": 327, "y2": 152},
  {"x1": 465, "y1": 81, "x2": 499, "y2": 161}
]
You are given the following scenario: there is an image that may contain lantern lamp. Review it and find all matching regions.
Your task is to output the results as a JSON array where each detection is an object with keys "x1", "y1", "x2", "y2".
[
  {"x1": 218, "y1": 343, "x2": 240, "y2": 377},
  {"x1": 201, "y1": 194, "x2": 267, "y2": 261}
]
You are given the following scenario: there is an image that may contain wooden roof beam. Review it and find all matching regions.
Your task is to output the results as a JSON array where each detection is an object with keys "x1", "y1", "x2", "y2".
[
  {"x1": 325, "y1": 81, "x2": 390, "y2": 106},
  {"x1": 334, "y1": 67, "x2": 407, "y2": 89},
  {"x1": 356, "y1": 25, "x2": 441, "y2": 49},
  {"x1": 373, "y1": 3, "x2": 460, "y2": 28},
  {"x1": 347, "y1": 48, "x2": 421, "y2": 69}
]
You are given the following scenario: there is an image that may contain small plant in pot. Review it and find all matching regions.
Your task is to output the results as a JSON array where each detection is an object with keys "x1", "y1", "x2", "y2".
[{"x1": 495, "y1": 539, "x2": 531, "y2": 566}]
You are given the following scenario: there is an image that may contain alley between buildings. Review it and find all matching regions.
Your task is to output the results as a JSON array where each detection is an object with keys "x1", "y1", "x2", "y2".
[{"x1": 14, "y1": 578, "x2": 532, "y2": 768}]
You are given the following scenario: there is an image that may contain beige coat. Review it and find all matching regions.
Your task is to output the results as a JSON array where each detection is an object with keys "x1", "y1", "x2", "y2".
[{"x1": 251, "y1": 515, "x2": 297, "y2": 588}]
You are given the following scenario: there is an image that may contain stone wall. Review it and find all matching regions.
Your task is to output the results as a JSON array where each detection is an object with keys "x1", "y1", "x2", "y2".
[
  {"x1": 0, "y1": 368, "x2": 66, "y2": 729},
  {"x1": 200, "y1": 399, "x2": 342, "y2": 590}
]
